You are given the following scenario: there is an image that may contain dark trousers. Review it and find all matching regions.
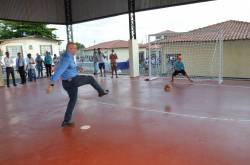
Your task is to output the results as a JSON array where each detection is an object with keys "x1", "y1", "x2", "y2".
[
  {"x1": 37, "y1": 65, "x2": 43, "y2": 78},
  {"x1": 6, "y1": 67, "x2": 16, "y2": 86},
  {"x1": 62, "y1": 75, "x2": 105, "y2": 122},
  {"x1": 45, "y1": 64, "x2": 52, "y2": 77},
  {"x1": 18, "y1": 66, "x2": 26, "y2": 84},
  {"x1": 98, "y1": 63, "x2": 105, "y2": 76},
  {"x1": 111, "y1": 63, "x2": 118, "y2": 77},
  {"x1": 27, "y1": 69, "x2": 36, "y2": 82}
]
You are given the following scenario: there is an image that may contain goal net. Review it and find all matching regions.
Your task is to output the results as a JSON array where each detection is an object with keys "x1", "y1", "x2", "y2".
[{"x1": 147, "y1": 30, "x2": 223, "y2": 84}]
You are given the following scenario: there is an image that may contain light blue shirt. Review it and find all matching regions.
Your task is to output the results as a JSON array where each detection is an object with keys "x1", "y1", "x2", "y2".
[
  {"x1": 16, "y1": 57, "x2": 25, "y2": 67},
  {"x1": 174, "y1": 61, "x2": 184, "y2": 71},
  {"x1": 50, "y1": 52, "x2": 78, "y2": 84}
]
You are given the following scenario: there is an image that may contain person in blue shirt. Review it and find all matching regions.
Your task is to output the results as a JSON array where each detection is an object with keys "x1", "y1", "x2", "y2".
[
  {"x1": 35, "y1": 53, "x2": 44, "y2": 79},
  {"x1": 47, "y1": 42, "x2": 109, "y2": 127},
  {"x1": 16, "y1": 52, "x2": 26, "y2": 84},
  {"x1": 171, "y1": 54, "x2": 193, "y2": 83},
  {"x1": 44, "y1": 51, "x2": 52, "y2": 77}
]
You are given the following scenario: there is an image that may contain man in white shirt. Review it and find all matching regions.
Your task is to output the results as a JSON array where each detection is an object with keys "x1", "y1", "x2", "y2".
[
  {"x1": 97, "y1": 48, "x2": 106, "y2": 77},
  {"x1": 93, "y1": 49, "x2": 98, "y2": 75},
  {"x1": 0, "y1": 58, "x2": 4, "y2": 87},
  {"x1": 26, "y1": 53, "x2": 36, "y2": 82},
  {"x1": 4, "y1": 52, "x2": 17, "y2": 87}
]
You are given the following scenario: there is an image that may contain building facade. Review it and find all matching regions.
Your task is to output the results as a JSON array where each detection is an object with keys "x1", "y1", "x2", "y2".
[
  {"x1": 152, "y1": 20, "x2": 250, "y2": 79},
  {"x1": 0, "y1": 36, "x2": 61, "y2": 65},
  {"x1": 83, "y1": 40, "x2": 147, "y2": 63}
]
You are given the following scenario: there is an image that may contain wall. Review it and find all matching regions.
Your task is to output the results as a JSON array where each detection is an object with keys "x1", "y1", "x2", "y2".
[
  {"x1": 161, "y1": 40, "x2": 250, "y2": 79},
  {"x1": 0, "y1": 38, "x2": 60, "y2": 61},
  {"x1": 223, "y1": 40, "x2": 250, "y2": 78}
]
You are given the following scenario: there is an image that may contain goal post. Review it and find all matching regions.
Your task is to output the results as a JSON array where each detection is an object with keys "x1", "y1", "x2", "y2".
[{"x1": 147, "y1": 29, "x2": 224, "y2": 84}]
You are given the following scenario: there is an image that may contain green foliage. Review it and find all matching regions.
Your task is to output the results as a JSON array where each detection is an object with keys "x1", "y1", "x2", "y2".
[
  {"x1": 0, "y1": 20, "x2": 57, "y2": 39},
  {"x1": 75, "y1": 42, "x2": 85, "y2": 50}
]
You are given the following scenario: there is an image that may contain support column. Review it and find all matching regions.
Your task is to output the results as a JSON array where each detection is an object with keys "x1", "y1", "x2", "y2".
[
  {"x1": 129, "y1": 39, "x2": 139, "y2": 77},
  {"x1": 0, "y1": 66, "x2": 4, "y2": 86},
  {"x1": 64, "y1": 0, "x2": 74, "y2": 42},
  {"x1": 128, "y1": 0, "x2": 139, "y2": 77},
  {"x1": 128, "y1": 0, "x2": 136, "y2": 40},
  {"x1": 66, "y1": 25, "x2": 73, "y2": 42},
  {"x1": 0, "y1": 54, "x2": 4, "y2": 86}
]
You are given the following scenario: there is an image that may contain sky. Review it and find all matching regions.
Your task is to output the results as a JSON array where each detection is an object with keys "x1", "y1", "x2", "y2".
[{"x1": 49, "y1": 0, "x2": 250, "y2": 49}]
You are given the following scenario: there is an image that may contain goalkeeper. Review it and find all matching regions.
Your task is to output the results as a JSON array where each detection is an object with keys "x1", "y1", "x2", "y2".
[{"x1": 171, "y1": 55, "x2": 193, "y2": 83}]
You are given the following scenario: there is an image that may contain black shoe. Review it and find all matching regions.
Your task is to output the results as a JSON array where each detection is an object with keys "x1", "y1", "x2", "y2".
[
  {"x1": 14, "y1": 84, "x2": 17, "y2": 86},
  {"x1": 7, "y1": 85, "x2": 10, "y2": 88},
  {"x1": 61, "y1": 121, "x2": 75, "y2": 127},
  {"x1": 98, "y1": 90, "x2": 109, "y2": 97}
]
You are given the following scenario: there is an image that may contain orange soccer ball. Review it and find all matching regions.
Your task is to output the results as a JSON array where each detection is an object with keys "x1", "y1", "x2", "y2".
[{"x1": 164, "y1": 84, "x2": 172, "y2": 92}]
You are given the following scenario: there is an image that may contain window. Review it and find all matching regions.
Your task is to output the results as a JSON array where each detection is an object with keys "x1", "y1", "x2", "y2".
[
  {"x1": 29, "y1": 45, "x2": 33, "y2": 50},
  {"x1": 40, "y1": 45, "x2": 53, "y2": 56},
  {"x1": 6, "y1": 45, "x2": 23, "y2": 59}
]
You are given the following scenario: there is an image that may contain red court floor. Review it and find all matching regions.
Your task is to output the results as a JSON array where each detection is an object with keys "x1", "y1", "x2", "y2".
[{"x1": 0, "y1": 76, "x2": 250, "y2": 165}]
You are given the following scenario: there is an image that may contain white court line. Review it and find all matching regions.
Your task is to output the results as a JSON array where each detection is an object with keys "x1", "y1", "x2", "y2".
[
  {"x1": 82, "y1": 99, "x2": 250, "y2": 123},
  {"x1": 174, "y1": 81, "x2": 250, "y2": 89},
  {"x1": 119, "y1": 76, "x2": 250, "y2": 89}
]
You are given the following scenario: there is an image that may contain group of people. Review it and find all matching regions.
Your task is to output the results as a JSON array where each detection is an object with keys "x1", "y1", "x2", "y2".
[
  {"x1": 92, "y1": 48, "x2": 118, "y2": 78},
  {"x1": 1, "y1": 42, "x2": 192, "y2": 128},
  {"x1": 2, "y1": 51, "x2": 59, "y2": 87},
  {"x1": 46, "y1": 42, "x2": 193, "y2": 128}
]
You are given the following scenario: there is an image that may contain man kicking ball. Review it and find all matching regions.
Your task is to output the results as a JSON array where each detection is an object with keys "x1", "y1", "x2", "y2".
[
  {"x1": 171, "y1": 54, "x2": 193, "y2": 83},
  {"x1": 47, "y1": 42, "x2": 109, "y2": 127}
]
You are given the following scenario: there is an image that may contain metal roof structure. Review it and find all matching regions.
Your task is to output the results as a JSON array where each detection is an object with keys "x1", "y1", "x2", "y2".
[{"x1": 0, "y1": 0, "x2": 214, "y2": 24}]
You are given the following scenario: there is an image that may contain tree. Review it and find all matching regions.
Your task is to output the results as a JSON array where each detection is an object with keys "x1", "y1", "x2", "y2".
[
  {"x1": 75, "y1": 42, "x2": 85, "y2": 50},
  {"x1": 0, "y1": 20, "x2": 57, "y2": 39}
]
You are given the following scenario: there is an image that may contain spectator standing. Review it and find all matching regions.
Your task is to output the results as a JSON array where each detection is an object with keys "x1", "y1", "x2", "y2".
[
  {"x1": 0, "y1": 59, "x2": 4, "y2": 87},
  {"x1": 4, "y1": 52, "x2": 17, "y2": 87},
  {"x1": 93, "y1": 49, "x2": 98, "y2": 75},
  {"x1": 16, "y1": 52, "x2": 26, "y2": 84},
  {"x1": 44, "y1": 51, "x2": 52, "y2": 77},
  {"x1": 109, "y1": 49, "x2": 118, "y2": 78},
  {"x1": 26, "y1": 54, "x2": 36, "y2": 82},
  {"x1": 97, "y1": 48, "x2": 106, "y2": 77},
  {"x1": 53, "y1": 54, "x2": 59, "y2": 66},
  {"x1": 35, "y1": 53, "x2": 44, "y2": 79},
  {"x1": 53, "y1": 54, "x2": 60, "y2": 72}
]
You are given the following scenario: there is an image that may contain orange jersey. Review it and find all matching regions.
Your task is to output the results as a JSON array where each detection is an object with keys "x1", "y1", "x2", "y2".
[{"x1": 109, "y1": 53, "x2": 118, "y2": 63}]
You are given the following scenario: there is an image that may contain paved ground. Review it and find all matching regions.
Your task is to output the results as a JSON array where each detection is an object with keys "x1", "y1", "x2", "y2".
[{"x1": 0, "y1": 76, "x2": 250, "y2": 165}]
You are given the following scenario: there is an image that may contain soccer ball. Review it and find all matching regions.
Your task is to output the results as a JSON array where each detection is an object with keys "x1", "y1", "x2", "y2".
[{"x1": 164, "y1": 84, "x2": 172, "y2": 92}]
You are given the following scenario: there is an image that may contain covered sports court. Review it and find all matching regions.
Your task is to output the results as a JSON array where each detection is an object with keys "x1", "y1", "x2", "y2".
[
  {"x1": 1, "y1": 0, "x2": 250, "y2": 165},
  {"x1": 1, "y1": 77, "x2": 250, "y2": 165}
]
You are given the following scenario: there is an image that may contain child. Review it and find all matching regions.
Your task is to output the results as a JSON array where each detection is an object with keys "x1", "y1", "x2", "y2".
[{"x1": 171, "y1": 55, "x2": 193, "y2": 83}]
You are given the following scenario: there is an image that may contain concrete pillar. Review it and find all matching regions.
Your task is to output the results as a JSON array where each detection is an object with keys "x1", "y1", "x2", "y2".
[
  {"x1": 129, "y1": 39, "x2": 139, "y2": 77},
  {"x1": 0, "y1": 66, "x2": 4, "y2": 86}
]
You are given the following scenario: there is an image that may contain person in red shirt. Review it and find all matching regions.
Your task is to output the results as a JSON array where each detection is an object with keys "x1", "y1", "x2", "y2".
[{"x1": 109, "y1": 49, "x2": 118, "y2": 78}]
